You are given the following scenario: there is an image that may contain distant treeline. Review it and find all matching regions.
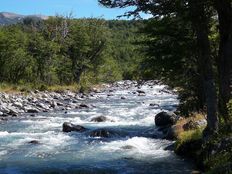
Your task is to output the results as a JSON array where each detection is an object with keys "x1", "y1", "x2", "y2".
[{"x1": 0, "y1": 16, "x2": 144, "y2": 87}]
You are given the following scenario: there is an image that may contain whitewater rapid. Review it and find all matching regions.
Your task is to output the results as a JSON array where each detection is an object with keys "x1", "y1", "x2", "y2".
[{"x1": 0, "y1": 81, "x2": 194, "y2": 174}]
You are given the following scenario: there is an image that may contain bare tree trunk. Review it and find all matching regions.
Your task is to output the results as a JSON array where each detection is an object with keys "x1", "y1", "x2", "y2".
[
  {"x1": 189, "y1": 0, "x2": 219, "y2": 136},
  {"x1": 214, "y1": 0, "x2": 232, "y2": 122}
]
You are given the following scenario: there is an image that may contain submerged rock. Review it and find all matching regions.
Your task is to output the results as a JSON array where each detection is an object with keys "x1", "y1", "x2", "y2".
[
  {"x1": 164, "y1": 143, "x2": 175, "y2": 151},
  {"x1": 121, "y1": 96, "x2": 126, "y2": 100},
  {"x1": 89, "y1": 129, "x2": 117, "y2": 138},
  {"x1": 149, "y1": 103, "x2": 159, "y2": 107},
  {"x1": 62, "y1": 122, "x2": 87, "y2": 132},
  {"x1": 28, "y1": 140, "x2": 40, "y2": 144},
  {"x1": 91, "y1": 116, "x2": 109, "y2": 122},
  {"x1": 155, "y1": 112, "x2": 177, "y2": 127},
  {"x1": 121, "y1": 145, "x2": 135, "y2": 150}
]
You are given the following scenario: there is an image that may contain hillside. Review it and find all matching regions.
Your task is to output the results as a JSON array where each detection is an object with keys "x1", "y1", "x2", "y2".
[{"x1": 0, "y1": 12, "x2": 48, "y2": 25}]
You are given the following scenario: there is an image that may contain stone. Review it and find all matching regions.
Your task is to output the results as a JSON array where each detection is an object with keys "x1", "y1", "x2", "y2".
[
  {"x1": 89, "y1": 129, "x2": 117, "y2": 138},
  {"x1": 36, "y1": 103, "x2": 50, "y2": 110},
  {"x1": 91, "y1": 116, "x2": 108, "y2": 122},
  {"x1": 149, "y1": 103, "x2": 159, "y2": 107},
  {"x1": 164, "y1": 143, "x2": 175, "y2": 151},
  {"x1": 165, "y1": 124, "x2": 183, "y2": 140},
  {"x1": 13, "y1": 102, "x2": 23, "y2": 108},
  {"x1": 62, "y1": 122, "x2": 87, "y2": 132},
  {"x1": 27, "y1": 108, "x2": 40, "y2": 113},
  {"x1": 79, "y1": 104, "x2": 89, "y2": 108},
  {"x1": 155, "y1": 112, "x2": 177, "y2": 127},
  {"x1": 136, "y1": 90, "x2": 145, "y2": 94},
  {"x1": 28, "y1": 140, "x2": 40, "y2": 144},
  {"x1": 121, "y1": 145, "x2": 135, "y2": 150},
  {"x1": 183, "y1": 120, "x2": 199, "y2": 131}
]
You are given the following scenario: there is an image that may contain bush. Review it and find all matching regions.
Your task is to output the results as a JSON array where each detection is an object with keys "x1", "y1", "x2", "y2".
[{"x1": 227, "y1": 99, "x2": 232, "y2": 118}]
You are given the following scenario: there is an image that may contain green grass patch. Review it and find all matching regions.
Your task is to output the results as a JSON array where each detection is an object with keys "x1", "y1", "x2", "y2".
[
  {"x1": 0, "y1": 82, "x2": 81, "y2": 93},
  {"x1": 175, "y1": 128, "x2": 203, "y2": 149}
]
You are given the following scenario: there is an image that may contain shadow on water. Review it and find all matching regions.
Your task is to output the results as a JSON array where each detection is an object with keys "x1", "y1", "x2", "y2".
[{"x1": 0, "y1": 156, "x2": 195, "y2": 174}]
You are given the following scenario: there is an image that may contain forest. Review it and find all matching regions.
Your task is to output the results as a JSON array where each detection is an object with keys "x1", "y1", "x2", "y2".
[{"x1": 0, "y1": 17, "x2": 144, "y2": 88}]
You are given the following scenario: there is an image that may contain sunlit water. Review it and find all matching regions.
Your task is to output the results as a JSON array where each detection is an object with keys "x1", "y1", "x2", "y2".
[{"x1": 0, "y1": 81, "x2": 195, "y2": 174}]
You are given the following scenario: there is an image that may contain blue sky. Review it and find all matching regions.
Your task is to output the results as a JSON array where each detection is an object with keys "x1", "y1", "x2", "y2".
[{"x1": 0, "y1": 0, "x2": 137, "y2": 19}]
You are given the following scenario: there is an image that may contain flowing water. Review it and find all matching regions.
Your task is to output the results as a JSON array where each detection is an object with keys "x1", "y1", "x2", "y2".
[{"x1": 0, "y1": 81, "x2": 195, "y2": 174}]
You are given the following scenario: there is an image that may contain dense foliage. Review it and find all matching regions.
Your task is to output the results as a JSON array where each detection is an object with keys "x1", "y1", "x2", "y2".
[
  {"x1": 0, "y1": 17, "x2": 143, "y2": 88},
  {"x1": 98, "y1": 0, "x2": 232, "y2": 172}
]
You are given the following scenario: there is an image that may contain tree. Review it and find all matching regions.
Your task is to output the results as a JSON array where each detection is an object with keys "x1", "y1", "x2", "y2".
[
  {"x1": 27, "y1": 32, "x2": 59, "y2": 84},
  {"x1": 65, "y1": 19, "x2": 108, "y2": 83},
  {"x1": 188, "y1": 0, "x2": 218, "y2": 134},
  {"x1": 99, "y1": 0, "x2": 219, "y2": 135},
  {"x1": 0, "y1": 26, "x2": 35, "y2": 83},
  {"x1": 213, "y1": 0, "x2": 232, "y2": 122}
]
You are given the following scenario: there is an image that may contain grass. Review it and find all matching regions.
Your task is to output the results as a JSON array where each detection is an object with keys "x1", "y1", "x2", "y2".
[
  {"x1": 172, "y1": 112, "x2": 206, "y2": 144},
  {"x1": 174, "y1": 113, "x2": 232, "y2": 174},
  {"x1": 0, "y1": 81, "x2": 107, "y2": 94},
  {"x1": 175, "y1": 128, "x2": 203, "y2": 149},
  {"x1": 176, "y1": 112, "x2": 206, "y2": 127},
  {"x1": 0, "y1": 83, "x2": 81, "y2": 93}
]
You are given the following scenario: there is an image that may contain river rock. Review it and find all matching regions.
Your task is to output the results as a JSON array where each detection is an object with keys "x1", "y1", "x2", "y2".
[
  {"x1": 13, "y1": 102, "x2": 23, "y2": 108},
  {"x1": 164, "y1": 143, "x2": 175, "y2": 151},
  {"x1": 183, "y1": 120, "x2": 199, "y2": 131},
  {"x1": 36, "y1": 103, "x2": 50, "y2": 110},
  {"x1": 136, "y1": 90, "x2": 145, "y2": 94},
  {"x1": 62, "y1": 122, "x2": 87, "y2": 132},
  {"x1": 155, "y1": 112, "x2": 177, "y2": 127},
  {"x1": 121, "y1": 145, "x2": 135, "y2": 150},
  {"x1": 26, "y1": 108, "x2": 40, "y2": 113},
  {"x1": 89, "y1": 129, "x2": 117, "y2": 138},
  {"x1": 28, "y1": 140, "x2": 40, "y2": 144},
  {"x1": 165, "y1": 124, "x2": 183, "y2": 140},
  {"x1": 79, "y1": 104, "x2": 90, "y2": 108},
  {"x1": 91, "y1": 116, "x2": 108, "y2": 122},
  {"x1": 149, "y1": 103, "x2": 160, "y2": 109}
]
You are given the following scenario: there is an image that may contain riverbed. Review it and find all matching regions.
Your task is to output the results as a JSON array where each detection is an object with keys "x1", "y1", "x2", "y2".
[{"x1": 0, "y1": 81, "x2": 195, "y2": 174}]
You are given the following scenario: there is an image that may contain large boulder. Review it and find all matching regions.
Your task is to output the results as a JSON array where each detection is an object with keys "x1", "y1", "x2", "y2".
[
  {"x1": 62, "y1": 122, "x2": 87, "y2": 132},
  {"x1": 155, "y1": 111, "x2": 177, "y2": 127}
]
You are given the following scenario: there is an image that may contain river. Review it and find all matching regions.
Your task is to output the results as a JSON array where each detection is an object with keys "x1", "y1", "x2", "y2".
[{"x1": 0, "y1": 81, "x2": 195, "y2": 174}]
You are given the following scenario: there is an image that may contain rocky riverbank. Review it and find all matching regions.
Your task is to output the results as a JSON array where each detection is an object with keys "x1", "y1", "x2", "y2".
[
  {"x1": 0, "y1": 89, "x2": 91, "y2": 119},
  {"x1": 0, "y1": 80, "x2": 164, "y2": 120}
]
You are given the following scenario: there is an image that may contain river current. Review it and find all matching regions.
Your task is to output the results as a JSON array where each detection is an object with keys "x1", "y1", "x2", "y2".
[{"x1": 0, "y1": 81, "x2": 195, "y2": 174}]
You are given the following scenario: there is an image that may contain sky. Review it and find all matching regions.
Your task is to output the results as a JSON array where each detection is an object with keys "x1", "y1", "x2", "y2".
[{"x1": 0, "y1": 0, "x2": 138, "y2": 19}]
